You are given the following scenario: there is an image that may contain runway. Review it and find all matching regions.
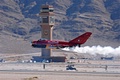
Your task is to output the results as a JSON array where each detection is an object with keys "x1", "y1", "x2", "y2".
[
  {"x1": 0, "y1": 69, "x2": 120, "y2": 80},
  {"x1": 0, "y1": 62, "x2": 120, "y2": 80},
  {"x1": 0, "y1": 69, "x2": 120, "y2": 75}
]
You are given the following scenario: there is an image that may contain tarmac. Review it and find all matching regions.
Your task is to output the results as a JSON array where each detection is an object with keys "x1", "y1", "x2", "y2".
[{"x1": 0, "y1": 60, "x2": 120, "y2": 80}]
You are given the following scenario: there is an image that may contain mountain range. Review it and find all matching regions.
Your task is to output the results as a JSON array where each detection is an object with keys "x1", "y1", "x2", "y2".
[{"x1": 0, "y1": 0, "x2": 120, "y2": 53}]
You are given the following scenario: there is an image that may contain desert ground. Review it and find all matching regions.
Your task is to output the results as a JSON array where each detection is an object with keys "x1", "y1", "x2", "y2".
[{"x1": 0, "y1": 60, "x2": 120, "y2": 80}]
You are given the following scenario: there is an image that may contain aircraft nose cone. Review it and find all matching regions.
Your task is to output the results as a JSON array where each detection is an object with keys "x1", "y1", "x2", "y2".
[{"x1": 31, "y1": 41, "x2": 36, "y2": 47}]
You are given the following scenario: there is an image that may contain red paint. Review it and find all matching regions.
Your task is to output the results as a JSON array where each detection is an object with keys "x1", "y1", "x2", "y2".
[{"x1": 32, "y1": 32, "x2": 92, "y2": 49}]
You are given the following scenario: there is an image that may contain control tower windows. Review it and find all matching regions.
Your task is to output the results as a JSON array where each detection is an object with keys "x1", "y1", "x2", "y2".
[
  {"x1": 41, "y1": 16, "x2": 49, "y2": 23},
  {"x1": 50, "y1": 16, "x2": 55, "y2": 23},
  {"x1": 41, "y1": 7, "x2": 54, "y2": 12}
]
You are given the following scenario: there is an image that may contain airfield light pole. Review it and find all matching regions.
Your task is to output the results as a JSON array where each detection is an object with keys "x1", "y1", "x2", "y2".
[{"x1": 39, "y1": 5, "x2": 55, "y2": 59}]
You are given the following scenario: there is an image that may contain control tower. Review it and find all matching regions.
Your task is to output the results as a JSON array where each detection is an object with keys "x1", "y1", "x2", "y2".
[{"x1": 39, "y1": 5, "x2": 55, "y2": 59}]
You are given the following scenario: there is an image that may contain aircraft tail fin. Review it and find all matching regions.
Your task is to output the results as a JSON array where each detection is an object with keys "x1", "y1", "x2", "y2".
[{"x1": 69, "y1": 32, "x2": 92, "y2": 44}]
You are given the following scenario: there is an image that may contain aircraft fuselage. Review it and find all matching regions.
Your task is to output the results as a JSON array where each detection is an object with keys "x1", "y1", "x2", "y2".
[{"x1": 32, "y1": 32, "x2": 92, "y2": 49}]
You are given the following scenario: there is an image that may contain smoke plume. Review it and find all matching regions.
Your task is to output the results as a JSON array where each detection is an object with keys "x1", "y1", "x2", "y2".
[{"x1": 62, "y1": 45, "x2": 120, "y2": 56}]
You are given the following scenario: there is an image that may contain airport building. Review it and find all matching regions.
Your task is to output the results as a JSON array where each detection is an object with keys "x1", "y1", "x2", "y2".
[
  {"x1": 39, "y1": 4, "x2": 54, "y2": 59},
  {"x1": 32, "y1": 4, "x2": 66, "y2": 62}
]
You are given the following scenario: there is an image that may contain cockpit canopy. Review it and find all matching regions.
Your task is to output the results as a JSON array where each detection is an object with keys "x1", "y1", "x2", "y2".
[{"x1": 38, "y1": 38, "x2": 48, "y2": 41}]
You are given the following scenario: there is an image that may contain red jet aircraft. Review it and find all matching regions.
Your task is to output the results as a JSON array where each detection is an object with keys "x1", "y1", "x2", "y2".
[{"x1": 31, "y1": 32, "x2": 92, "y2": 49}]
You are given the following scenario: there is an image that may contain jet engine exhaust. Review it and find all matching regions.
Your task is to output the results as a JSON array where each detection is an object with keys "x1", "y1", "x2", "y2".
[{"x1": 62, "y1": 45, "x2": 120, "y2": 56}]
